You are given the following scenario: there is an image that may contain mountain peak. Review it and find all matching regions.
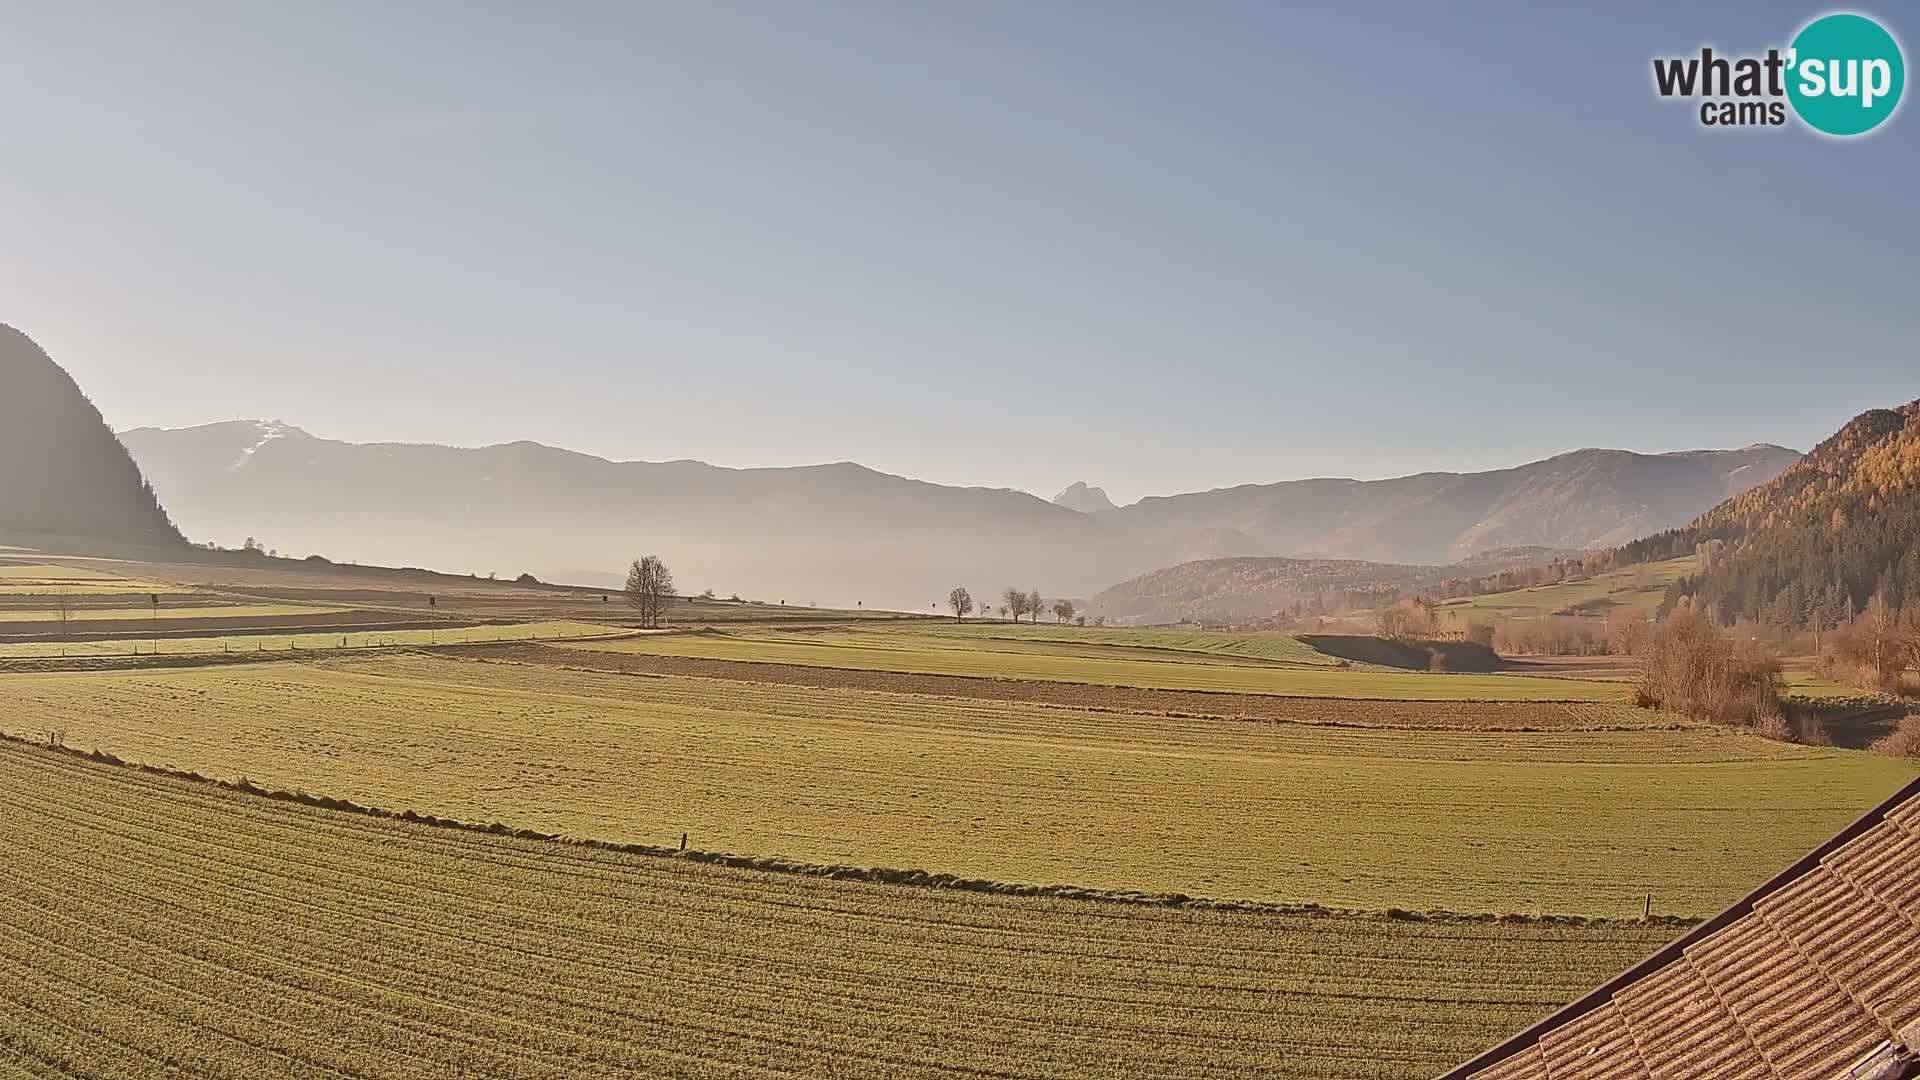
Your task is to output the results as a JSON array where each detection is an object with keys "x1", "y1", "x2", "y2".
[{"x1": 1053, "y1": 481, "x2": 1117, "y2": 513}]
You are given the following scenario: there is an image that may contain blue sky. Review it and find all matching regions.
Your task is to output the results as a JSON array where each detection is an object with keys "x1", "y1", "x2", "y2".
[{"x1": 2, "y1": 1, "x2": 1913, "y2": 503}]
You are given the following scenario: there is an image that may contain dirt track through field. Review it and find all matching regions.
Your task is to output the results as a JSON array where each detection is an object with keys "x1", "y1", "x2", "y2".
[{"x1": 467, "y1": 642, "x2": 1670, "y2": 732}]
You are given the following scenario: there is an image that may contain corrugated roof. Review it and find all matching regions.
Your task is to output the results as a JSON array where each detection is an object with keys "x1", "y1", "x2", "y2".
[{"x1": 1441, "y1": 774, "x2": 1920, "y2": 1080}]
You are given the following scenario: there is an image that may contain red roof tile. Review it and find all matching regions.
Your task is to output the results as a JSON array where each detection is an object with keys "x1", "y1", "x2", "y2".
[{"x1": 1442, "y1": 776, "x2": 1920, "y2": 1080}]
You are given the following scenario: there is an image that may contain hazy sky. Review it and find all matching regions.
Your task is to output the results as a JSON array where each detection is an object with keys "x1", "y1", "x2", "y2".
[{"x1": 3, "y1": 2, "x2": 1914, "y2": 504}]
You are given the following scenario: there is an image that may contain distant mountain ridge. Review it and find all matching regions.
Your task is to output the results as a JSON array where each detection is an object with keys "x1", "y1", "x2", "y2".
[
  {"x1": 0, "y1": 324, "x2": 181, "y2": 549},
  {"x1": 121, "y1": 418, "x2": 1800, "y2": 609},
  {"x1": 119, "y1": 420, "x2": 1148, "y2": 608},
  {"x1": 1104, "y1": 445, "x2": 1799, "y2": 566}
]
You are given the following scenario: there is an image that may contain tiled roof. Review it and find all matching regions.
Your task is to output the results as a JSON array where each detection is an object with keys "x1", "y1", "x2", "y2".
[{"x1": 1441, "y1": 775, "x2": 1920, "y2": 1080}]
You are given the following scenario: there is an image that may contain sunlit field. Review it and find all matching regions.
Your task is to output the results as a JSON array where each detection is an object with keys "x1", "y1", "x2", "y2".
[
  {"x1": 8, "y1": 653, "x2": 1908, "y2": 916},
  {"x1": 563, "y1": 627, "x2": 1628, "y2": 701}
]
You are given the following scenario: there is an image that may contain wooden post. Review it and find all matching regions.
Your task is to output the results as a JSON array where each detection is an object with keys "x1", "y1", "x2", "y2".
[
  {"x1": 680, "y1": 832, "x2": 687, "y2": 852},
  {"x1": 1643, "y1": 893, "x2": 1652, "y2": 922}
]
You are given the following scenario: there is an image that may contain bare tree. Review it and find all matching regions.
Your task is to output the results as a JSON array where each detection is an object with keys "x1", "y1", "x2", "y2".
[
  {"x1": 1052, "y1": 599, "x2": 1075, "y2": 624},
  {"x1": 624, "y1": 555, "x2": 677, "y2": 629},
  {"x1": 1027, "y1": 588, "x2": 1043, "y2": 624},
  {"x1": 948, "y1": 587, "x2": 974, "y2": 622},
  {"x1": 1832, "y1": 590, "x2": 1906, "y2": 692},
  {"x1": 1604, "y1": 608, "x2": 1651, "y2": 656},
  {"x1": 1003, "y1": 587, "x2": 1028, "y2": 623},
  {"x1": 54, "y1": 587, "x2": 76, "y2": 641},
  {"x1": 997, "y1": 604, "x2": 1009, "y2": 620}
]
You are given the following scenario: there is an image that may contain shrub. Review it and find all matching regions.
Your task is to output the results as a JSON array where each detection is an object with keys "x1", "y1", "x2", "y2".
[
  {"x1": 1634, "y1": 609, "x2": 1784, "y2": 727},
  {"x1": 1872, "y1": 715, "x2": 1920, "y2": 758},
  {"x1": 1790, "y1": 713, "x2": 1833, "y2": 747},
  {"x1": 1750, "y1": 712, "x2": 1793, "y2": 743}
]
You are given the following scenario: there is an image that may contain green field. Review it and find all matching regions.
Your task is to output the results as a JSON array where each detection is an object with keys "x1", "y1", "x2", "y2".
[
  {"x1": 921, "y1": 623, "x2": 1346, "y2": 665},
  {"x1": 564, "y1": 627, "x2": 1627, "y2": 701},
  {"x1": 0, "y1": 740, "x2": 1674, "y2": 1080},
  {"x1": 0, "y1": 620, "x2": 625, "y2": 658},
  {"x1": 8, "y1": 653, "x2": 1908, "y2": 916},
  {"x1": 1440, "y1": 556, "x2": 1697, "y2": 618}
]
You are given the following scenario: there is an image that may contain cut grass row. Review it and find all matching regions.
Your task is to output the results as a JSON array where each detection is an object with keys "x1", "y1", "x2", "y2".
[
  {"x1": 564, "y1": 628, "x2": 1627, "y2": 701},
  {"x1": 0, "y1": 739, "x2": 1675, "y2": 1080},
  {"x1": 8, "y1": 654, "x2": 1910, "y2": 916}
]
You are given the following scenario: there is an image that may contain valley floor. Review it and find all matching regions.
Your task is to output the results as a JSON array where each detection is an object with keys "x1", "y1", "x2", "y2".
[
  {"x1": 3, "y1": 551, "x2": 1914, "y2": 1079},
  {"x1": 5, "y1": 652, "x2": 1910, "y2": 916}
]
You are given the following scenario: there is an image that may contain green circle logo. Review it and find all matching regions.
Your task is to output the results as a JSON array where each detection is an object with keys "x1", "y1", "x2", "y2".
[{"x1": 1787, "y1": 13, "x2": 1905, "y2": 136}]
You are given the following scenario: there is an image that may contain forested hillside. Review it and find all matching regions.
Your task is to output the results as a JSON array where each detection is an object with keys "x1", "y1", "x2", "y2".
[
  {"x1": 1638, "y1": 401, "x2": 1920, "y2": 626},
  {"x1": 1090, "y1": 549, "x2": 1574, "y2": 625},
  {"x1": 0, "y1": 325, "x2": 182, "y2": 548}
]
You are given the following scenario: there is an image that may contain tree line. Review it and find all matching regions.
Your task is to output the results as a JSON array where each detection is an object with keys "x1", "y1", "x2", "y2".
[{"x1": 945, "y1": 586, "x2": 1082, "y2": 625}]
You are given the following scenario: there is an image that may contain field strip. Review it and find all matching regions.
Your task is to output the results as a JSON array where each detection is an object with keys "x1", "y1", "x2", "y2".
[
  {"x1": 5, "y1": 653, "x2": 1910, "y2": 916},
  {"x1": 558, "y1": 630, "x2": 1628, "y2": 701},
  {"x1": 0, "y1": 620, "x2": 632, "y2": 659},
  {"x1": 0, "y1": 604, "x2": 352, "y2": 623},
  {"x1": 916, "y1": 624, "x2": 1349, "y2": 666},
  {"x1": 0, "y1": 737, "x2": 1676, "y2": 1079},
  {"x1": 473, "y1": 643, "x2": 1680, "y2": 730}
]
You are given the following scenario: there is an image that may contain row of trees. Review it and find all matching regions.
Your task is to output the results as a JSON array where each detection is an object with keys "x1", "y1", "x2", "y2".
[
  {"x1": 945, "y1": 586, "x2": 1079, "y2": 624},
  {"x1": 1491, "y1": 608, "x2": 1654, "y2": 657},
  {"x1": 1629, "y1": 594, "x2": 1919, "y2": 755},
  {"x1": 1817, "y1": 590, "x2": 1920, "y2": 694}
]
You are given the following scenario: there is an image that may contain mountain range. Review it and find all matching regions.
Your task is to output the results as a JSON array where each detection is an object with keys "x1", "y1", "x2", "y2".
[
  {"x1": 119, "y1": 418, "x2": 1799, "y2": 609},
  {"x1": 1082, "y1": 445, "x2": 1798, "y2": 565}
]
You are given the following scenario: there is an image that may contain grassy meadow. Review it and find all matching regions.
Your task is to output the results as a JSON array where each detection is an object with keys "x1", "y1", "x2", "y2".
[
  {"x1": 7, "y1": 653, "x2": 1909, "y2": 916},
  {"x1": 0, "y1": 740, "x2": 1676, "y2": 1080},
  {"x1": 1439, "y1": 556, "x2": 1696, "y2": 619},
  {"x1": 563, "y1": 626, "x2": 1628, "y2": 701},
  {"x1": 918, "y1": 622, "x2": 1348, "y2": 664}
]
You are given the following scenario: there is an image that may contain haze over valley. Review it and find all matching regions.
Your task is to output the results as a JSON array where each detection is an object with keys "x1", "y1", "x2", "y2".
[
  {"x1": 5, "y1": 6, "x2": 1918, "y2": 1077},
  {"x1": 120, "y1": 414, "x2": 1798, "y2": 610}
]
